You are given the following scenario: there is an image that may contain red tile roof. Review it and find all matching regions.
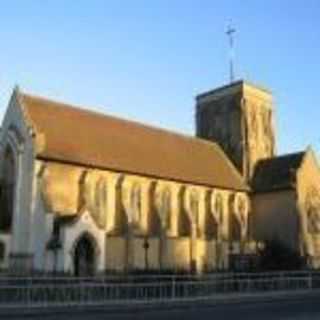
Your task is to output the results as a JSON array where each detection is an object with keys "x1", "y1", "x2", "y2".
[{"x1": 19, "y1": 92, "x2": 247, "y2": 191}]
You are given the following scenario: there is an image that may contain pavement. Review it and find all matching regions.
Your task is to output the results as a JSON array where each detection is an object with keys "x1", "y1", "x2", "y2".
[{"x1": 1, "y1": 290, "x2": 320, "y2": 319}]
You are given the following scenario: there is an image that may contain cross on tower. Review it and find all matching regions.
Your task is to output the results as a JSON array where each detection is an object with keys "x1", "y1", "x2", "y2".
[{"x1": 226, "y1": 25, "x2": 236, "y2": 83}]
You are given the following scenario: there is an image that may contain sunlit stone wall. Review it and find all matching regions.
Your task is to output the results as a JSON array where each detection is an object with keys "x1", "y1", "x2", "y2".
[{"x1": 39, "y1": 162, "x2": 250, "y2": 273}]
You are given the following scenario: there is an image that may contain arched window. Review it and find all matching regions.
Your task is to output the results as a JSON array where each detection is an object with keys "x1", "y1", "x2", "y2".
[
  {"x1": 205, "y1": 193, "x2": 218, "y2": 239},
  {"x1": 93, "y1": 177, "x2": 108, "y2": 228},
  {"x1": 305, "y1": 187, "x2": 320, "y2": 234},
  {"x1": 130, "y1": 183, "x2": 142, "y2": 224},
  {"x1": 229, "y1": 195, "x2": 241, "y2": 241},
  {"x1": 307, "y1": 207, "x2": 320, "y2": 234},
  {"x1": 178, "y1": 188, "x2": 191, "y2": 236},
  {"x1": 149, "y1": 182, "x2": 161, "y2": 235},
  {"x1": 157, "y1": 187, "x2": 171, "y2": 229},
  {"x1": 190, "y1": 189, "x2": 199, "y2": 226},
  {"x1": 214, "y1": 193, "x2": 223, "y2": 224},
  {"x1": 114, "y1": 175, "x2": 128, "y2": 235},
  {"x1": 0, "y1": 146, "x2": 16, "y2": 232}
]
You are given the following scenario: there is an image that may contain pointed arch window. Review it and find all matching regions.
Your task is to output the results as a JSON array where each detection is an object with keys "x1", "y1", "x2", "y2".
[
  {"x1": 0, "y1": 146, "x2": 16, "y2": 232},
  {"x1": 131, "y1": 183, "x2": 142, "y2": 224}
]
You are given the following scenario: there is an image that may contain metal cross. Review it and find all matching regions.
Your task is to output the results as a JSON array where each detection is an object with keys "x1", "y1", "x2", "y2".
[{"x1": 226, "y1": 25, "x2": 236, "y2": 83}]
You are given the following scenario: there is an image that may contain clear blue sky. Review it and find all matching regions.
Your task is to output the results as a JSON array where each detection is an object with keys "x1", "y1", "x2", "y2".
[{"x1": 1, "y1": 1, "x2": 319, "y2": 154}]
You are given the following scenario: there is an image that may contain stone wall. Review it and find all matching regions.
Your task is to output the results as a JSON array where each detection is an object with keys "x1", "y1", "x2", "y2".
[
  {"x1": 196, "y1": 81, "x2": 275, "y2": 181},
  {"x1": 0, "y1": 89, "x2": 39, "y2": 272},
  {"x1": 41, "y1": 165, "x2": 250, "y2": 274},
  {"x1": 252, "y1": 189, "x2": 299, "y2": 251},
  {"x1": 296, "y1": 149, "x2": 320, "y2": 267}
]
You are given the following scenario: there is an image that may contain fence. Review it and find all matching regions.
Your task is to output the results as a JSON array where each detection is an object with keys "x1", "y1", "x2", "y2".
[
  {"x1": 0, "y1": 272, "x2": 319, "y2": 308},
  {"x1": 0, "y1": 269, "x2": 316, "y2": 283}
]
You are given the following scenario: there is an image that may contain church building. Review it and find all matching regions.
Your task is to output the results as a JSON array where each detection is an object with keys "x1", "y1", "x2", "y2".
[{"x1": 0, "y1": 80, "x2": 319, "y2": 275}]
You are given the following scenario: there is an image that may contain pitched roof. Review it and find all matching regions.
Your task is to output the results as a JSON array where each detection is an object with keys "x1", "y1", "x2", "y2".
[
  {"x1": 252, "y1": 152, "x2": 305, "y2": 193},
  {"x1": 18, "y1": 91, "x2": 247, "y2": 191}
]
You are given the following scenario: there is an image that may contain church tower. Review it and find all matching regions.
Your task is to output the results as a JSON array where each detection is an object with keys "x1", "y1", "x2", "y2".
[{"x1": 196, "y1": 80, "x2": 275, "y2": 182}]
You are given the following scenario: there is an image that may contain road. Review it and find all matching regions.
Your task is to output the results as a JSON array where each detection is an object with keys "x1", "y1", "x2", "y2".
[{"x1": 2, "y1": 293, "x2": 320, "y2": 319}]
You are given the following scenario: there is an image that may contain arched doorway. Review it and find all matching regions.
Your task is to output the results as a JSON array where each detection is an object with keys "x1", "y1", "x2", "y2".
[{"x1": 73, "y1": 234, "x2": 96, "y2": 276}]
